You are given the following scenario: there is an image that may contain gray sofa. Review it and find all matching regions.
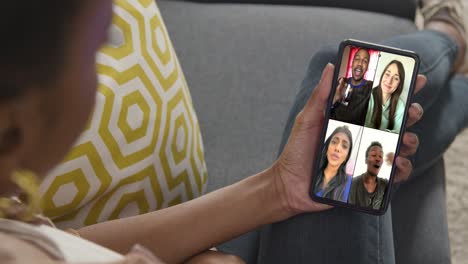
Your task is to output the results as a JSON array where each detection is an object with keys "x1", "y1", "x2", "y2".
[{"x1": 158, "y1": 1, "x2": 451, "y2": 263}]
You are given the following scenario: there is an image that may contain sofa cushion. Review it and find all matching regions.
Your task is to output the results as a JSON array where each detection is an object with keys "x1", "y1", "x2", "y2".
[
  {"x1": 40, "y1": 0, "x2": 207, "y2": 229},
  {"x1": 159, "y1": 0, "x2": 418, "y2": 192},
  {"x1": 158, "y1": 1, "x2": 417, "y2": 262}
]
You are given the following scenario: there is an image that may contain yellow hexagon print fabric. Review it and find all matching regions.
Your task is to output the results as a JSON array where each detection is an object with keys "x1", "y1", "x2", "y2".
[{"x1": 39, "y1": 0, "x2": 208, "y2": 229}]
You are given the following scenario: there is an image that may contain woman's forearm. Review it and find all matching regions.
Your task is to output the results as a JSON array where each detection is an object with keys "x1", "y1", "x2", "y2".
[{"x1": 78, "y1": 167, "x2": 291, "y2": 263}]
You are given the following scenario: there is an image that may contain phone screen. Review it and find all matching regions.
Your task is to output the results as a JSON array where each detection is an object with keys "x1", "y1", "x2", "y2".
[{"x1": 310, "y1": 40, "x2": 419, "y2": 214}]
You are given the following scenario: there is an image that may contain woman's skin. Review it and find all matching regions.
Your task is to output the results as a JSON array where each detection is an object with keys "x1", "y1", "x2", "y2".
[
  {"x1": 381, "y1": 63, "x2": 401, "y2": 103},
  {"x1": 0, "y1": 0, "x2": 426, "y2": 263},
  {"x1": 323, "y1": 132, "x2": 351, "y2": 187}
]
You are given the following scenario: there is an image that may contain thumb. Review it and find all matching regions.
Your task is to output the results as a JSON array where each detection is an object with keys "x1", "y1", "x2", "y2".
[
  {"x1": 282, "y1": 63, "x2": 335, "y2": 162},
  {"x1": 303, "y1": 63, "x2": 334, "y2": 119}
]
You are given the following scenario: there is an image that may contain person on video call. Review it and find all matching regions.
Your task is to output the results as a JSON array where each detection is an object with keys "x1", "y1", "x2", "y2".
[
  {"x1": 314, "y1": 125, "x2": 353, "y2": 202},
  {"x1": 348, "y1": 141, "x2": 389, "y2": 209},
  {"x1": 365, "y1": 60, "x2": 406, "y2": 133},
  {"x1": 330, "y1": 48, "x2": 374, "y2": 126}
]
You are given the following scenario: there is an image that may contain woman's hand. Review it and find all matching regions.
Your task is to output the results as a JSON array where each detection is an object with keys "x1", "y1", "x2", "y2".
[
  {"x1": 185, "y1": 249, "x2": 245, "y2": 264},
  {"x1": 272, "y1": 63, "x2": 427, "y2": 215},
  {"x1": 76, "y1": 65, "x2": 426, "y2": 263},
  {"x1": 385, "y1": 152, "x2": 395, "y2": 166},
  {"x1": 122, "y1": 245, "x2": 165, "y2": 264}
]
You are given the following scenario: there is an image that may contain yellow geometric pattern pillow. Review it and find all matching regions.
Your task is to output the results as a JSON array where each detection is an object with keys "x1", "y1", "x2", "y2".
[{"x1": 39, "y1": 0, "x2": 207, "y2": 229}]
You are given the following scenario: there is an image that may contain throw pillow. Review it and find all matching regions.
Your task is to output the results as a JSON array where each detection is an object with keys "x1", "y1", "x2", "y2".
[{"x1": 40, "y1": 0, "x2": 207, "y2": 229}]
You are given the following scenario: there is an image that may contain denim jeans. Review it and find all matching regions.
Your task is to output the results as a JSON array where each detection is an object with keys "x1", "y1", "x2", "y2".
[{"x1": 255, "y1": 31, "x2": 468, "y2": 264}]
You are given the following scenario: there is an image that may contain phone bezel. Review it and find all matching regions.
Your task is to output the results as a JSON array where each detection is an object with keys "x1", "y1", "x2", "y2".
[{"x1": 309, "y1": 39, "x2": 420, "y2": 215}]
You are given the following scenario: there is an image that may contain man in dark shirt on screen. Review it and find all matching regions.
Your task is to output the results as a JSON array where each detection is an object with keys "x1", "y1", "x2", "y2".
[{"x1": 331, "y1": 48, "x2": 374, "y2": 126}]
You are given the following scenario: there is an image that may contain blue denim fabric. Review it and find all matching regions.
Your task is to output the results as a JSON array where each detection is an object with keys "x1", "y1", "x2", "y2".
[{"x1": 256, "y1": 31, "x2": 468, "y2": 264}]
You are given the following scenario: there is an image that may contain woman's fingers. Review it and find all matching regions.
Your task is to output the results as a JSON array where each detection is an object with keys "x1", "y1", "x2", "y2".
[
  {"x1": 125, "y1": 244, "x2": 164, "y2": 264},
  {"x1": 399, "y1": 132, "x2": 419, "y2": 157},
  {"x1": 393, "y1": 75, "x2": 426, "y2": 183},
  {"x1": 393, "y1": 131, "x2": 418, "y2": 183},
  {"x1": 393, "y1": 156, "x2": 413, "y2": 183},
  {"x1": 406, "y1": 75, "x2": 426, "y2": 128},
  {"x1": 412, "y1": 74, "x2": 427, "y2": 95},
  {"x1": 406, "y1": 103, "x2": 424, "y2": 128},
  {"x1": 304, "y1": 63, "x2": 334, "y2": 116}
]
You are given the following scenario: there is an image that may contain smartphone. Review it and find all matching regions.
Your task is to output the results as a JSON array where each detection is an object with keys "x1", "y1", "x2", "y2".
[{"x1": 309, "y1": 39, "x2": 420, "y2": 215}]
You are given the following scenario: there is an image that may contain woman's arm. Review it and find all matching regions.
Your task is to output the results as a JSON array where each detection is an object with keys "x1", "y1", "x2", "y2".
[
  {"x1": 79, "y1": 167, "x2": 289, "y2": 264},
  {"x1": 78, "y1": 65, "x2": 424, "y2": 264},
  {"x1": 77, "y1": 65, "x2": 338, "y2": 263}
]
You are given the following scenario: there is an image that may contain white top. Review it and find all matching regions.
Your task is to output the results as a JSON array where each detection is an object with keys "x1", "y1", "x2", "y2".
[{"x1": 0, "y1": 218, "x2": 124, "y2": 262}]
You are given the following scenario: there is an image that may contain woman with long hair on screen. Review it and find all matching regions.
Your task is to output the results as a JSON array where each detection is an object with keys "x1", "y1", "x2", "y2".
[
  {"x1": 365, "y1": 60, "x2": 406, "y2": 133},
  {"x1": 313, "y1": 125, "x2": 354, "y2": 202}
]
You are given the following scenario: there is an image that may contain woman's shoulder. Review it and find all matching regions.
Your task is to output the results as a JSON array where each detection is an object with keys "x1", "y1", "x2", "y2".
[
  {"x1": 396, "y1": 98, "x2": 406, "y2": 113},
  {"x1": 397, "y1": 98, "x2": 405, "y2": 107},
  {"x1": 345, "y1": 175, "x2": 353, "y2": 185}
]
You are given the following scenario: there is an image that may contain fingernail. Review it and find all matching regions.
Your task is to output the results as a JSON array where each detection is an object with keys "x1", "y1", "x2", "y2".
[
  {"x1": 410, "y1": 134, "x2": 418, "y2": 144},
  {"x1": 130, "y1": 244, "x2": 156, "y2": 260},
  {"x1": 403, "y1": 159, "x2": 411, "y2": 167},
  {"x1": 320, "y1": 63, "x2": 333, "y2": 81},
  {"x1": 130, "y1": 244, "x2": 144, "y2": 252},
  {"x1": 415, "y1": 103, "x2": 423, "y2": 117}
]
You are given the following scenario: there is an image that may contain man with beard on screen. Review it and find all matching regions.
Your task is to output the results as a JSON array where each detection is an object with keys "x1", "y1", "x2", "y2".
[
  {"x1": 348, "y1": 141, "x2": 389, "y2": 209},
  {"x1": 331, "y1": 48, "x2": 374, "y2": 126}
]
